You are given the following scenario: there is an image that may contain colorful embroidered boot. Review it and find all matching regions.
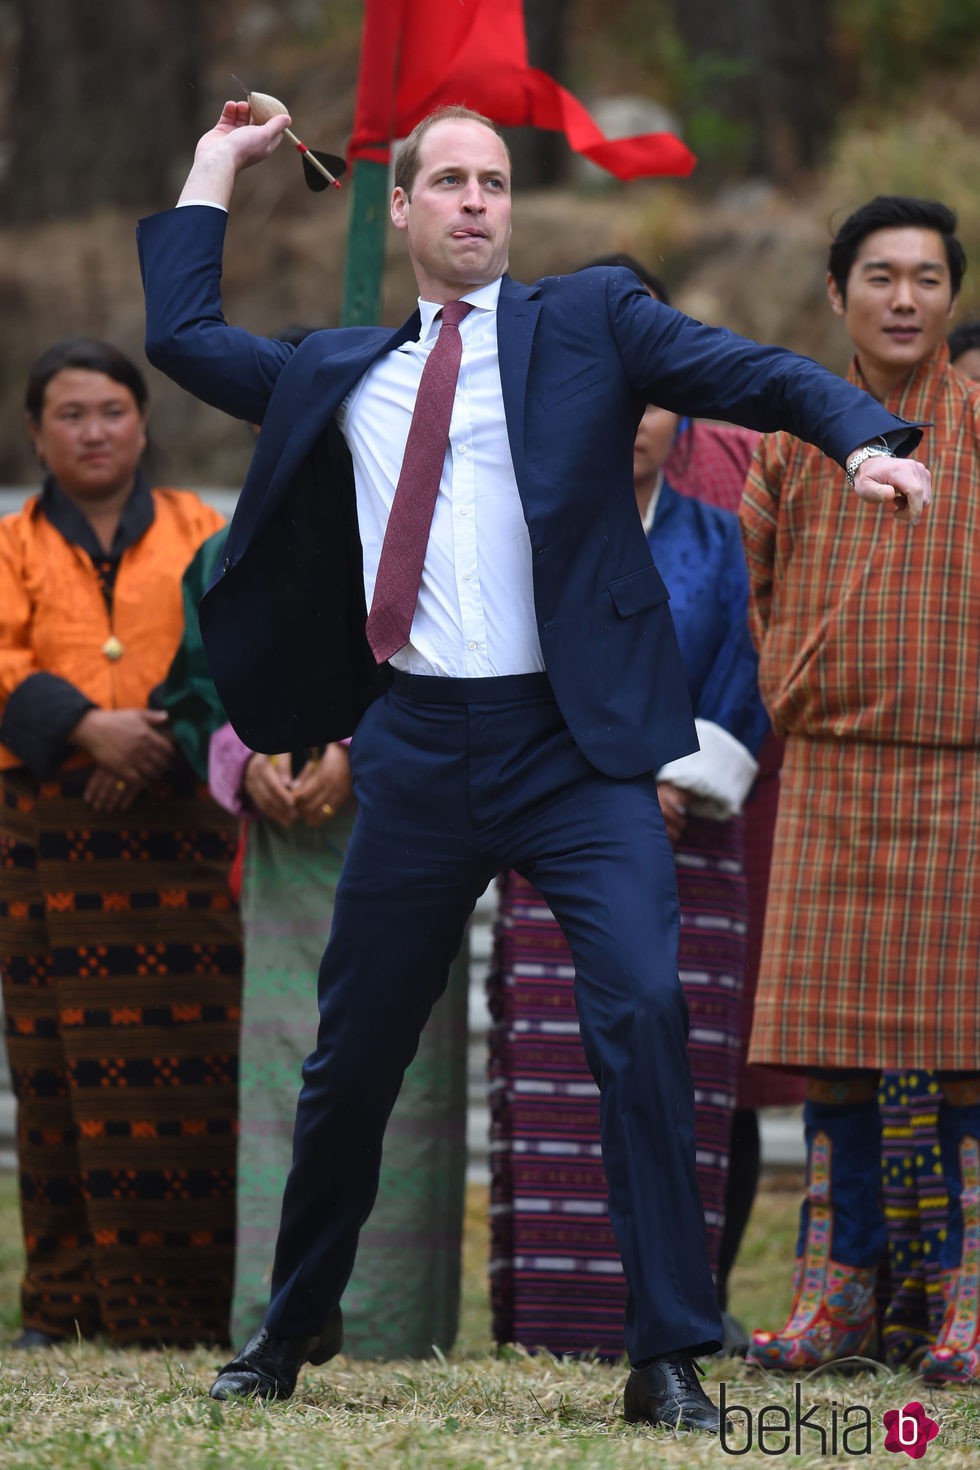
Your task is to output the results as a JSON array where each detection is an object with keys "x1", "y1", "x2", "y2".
[
  {"x1": 919, "y1": 1092, "x2": 980, "y2": 1385},
  {"x1": 878, "y1": 1071, "x2": 947, "y2": 1368},
  {"x1": 748, "y1": 1092, "x2": 883, "y2": 1371}
]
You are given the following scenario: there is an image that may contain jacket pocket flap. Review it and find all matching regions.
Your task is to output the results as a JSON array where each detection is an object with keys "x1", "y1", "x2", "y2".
[
  {"x1": 608, "y1": 563, "x2": 670, "y2": 617},
  {"x1": 538, "y1": 362, "x2": 606, "y2": 409}
]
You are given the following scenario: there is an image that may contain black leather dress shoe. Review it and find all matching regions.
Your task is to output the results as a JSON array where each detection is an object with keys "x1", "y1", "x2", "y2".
[
  {"x1": 209, "y1": 1305, "x2": 344, "y2": 1401},
  {"x1": 623, "y1": 1354, "x2": 720, "y2": 1433}
]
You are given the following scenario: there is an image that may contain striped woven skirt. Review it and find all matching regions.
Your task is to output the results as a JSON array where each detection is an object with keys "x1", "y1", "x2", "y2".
[
  {"x1": 488, "y1": 814, "x2": 746, "y2": 1358},
  {"x1": 0, "y1": 767, "x2": 241, "y2": 1345},
  {"x1": 735, "y1": 735, "x2": 804, "y2": 1109},
  {"x1": 232, "y1": 812, "x2": 470, "y2": 1356},
  {"x1": 750, "y1": 737, "x2": 980, "y2": 1069}
]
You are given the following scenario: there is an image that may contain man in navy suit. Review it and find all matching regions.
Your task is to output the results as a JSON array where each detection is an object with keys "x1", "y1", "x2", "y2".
[{"x1": 138, "y1": 100, "x2": 929, "y2": 1431}]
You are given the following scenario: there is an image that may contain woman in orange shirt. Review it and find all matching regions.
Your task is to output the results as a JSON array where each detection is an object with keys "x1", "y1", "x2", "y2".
[{"x1": 0, "y1": 339, "x2": 241, "y2": 1348}]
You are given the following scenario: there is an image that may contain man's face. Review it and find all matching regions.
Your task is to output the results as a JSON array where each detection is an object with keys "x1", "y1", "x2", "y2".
[
  {"x1": 827, "y1": 226, "x2": 956, "y2": 392},
  {"x1": 633, "y1": 404, "x2": 680, "y2": 488},
  {"x1": 391, "y1": 118, "x2": 512, "y2": 302}
]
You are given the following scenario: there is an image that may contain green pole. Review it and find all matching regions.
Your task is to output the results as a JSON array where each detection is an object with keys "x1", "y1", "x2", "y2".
[{"x1": 341, "y1": 158, "x2": 390, "y2": 327}]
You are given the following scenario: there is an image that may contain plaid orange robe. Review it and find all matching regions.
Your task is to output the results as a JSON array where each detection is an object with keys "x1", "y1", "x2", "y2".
[{"x1": 741, "y1": 344, "x2": 980, "y2": 1068}]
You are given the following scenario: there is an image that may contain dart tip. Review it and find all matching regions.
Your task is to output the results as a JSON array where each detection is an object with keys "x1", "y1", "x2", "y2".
[{"x1": 332, "y1": 179, "x2": 342, "y2": 189}]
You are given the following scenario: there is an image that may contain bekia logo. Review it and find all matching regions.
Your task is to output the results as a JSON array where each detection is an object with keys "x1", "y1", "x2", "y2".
[
  {"x1": 882, "y1": 1401, "x2": 940, "y2": 1459},
  {"x1": 719, "y1": 1385, "x2": 941, "y2": 1458}
]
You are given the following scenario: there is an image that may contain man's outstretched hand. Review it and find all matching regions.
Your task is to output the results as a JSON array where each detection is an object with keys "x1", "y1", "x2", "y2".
[
  {"x1": 850, "y1": 454, "x2": 932, "y2": 526},
  {"x1": 176, "y1": 101, "x2": 291, "y2": 209}
]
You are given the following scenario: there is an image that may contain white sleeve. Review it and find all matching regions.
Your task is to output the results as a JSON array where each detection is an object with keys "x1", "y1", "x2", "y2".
[{"x1": 655, "y1": 718, "x2": 758, "y2": 820}]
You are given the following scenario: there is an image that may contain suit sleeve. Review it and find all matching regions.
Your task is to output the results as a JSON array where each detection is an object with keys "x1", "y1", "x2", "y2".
[
  {"x1": 137, "y1": 206, "x2": 295, "y2": 424},
  {"x1": 603, "y1": 271, "x2": 921, "y2": 466}
]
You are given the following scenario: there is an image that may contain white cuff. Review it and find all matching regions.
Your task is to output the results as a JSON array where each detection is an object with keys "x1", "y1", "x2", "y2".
[
  {"x1": 656, "y1": 719, "x2": 758, "y2": 820},
  {"x1": 176, "y1": 200, "x2": 229, "y2": 211}
]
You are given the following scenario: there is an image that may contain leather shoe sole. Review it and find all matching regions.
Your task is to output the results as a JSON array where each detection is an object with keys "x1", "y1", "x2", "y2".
[
  {"x1": 623, "y1": 1354, "x2": 720, "y2": 1433},
  {"x1": 209, "y1": 1305, "x2": 344, "y2": 1401}
]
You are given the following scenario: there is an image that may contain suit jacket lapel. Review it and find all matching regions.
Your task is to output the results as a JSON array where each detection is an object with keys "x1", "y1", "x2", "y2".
[
  {"x1": 496, "y1": 277, "x2": 540, "y2": 491},
  {"x1": 296, "y1": 310, "x2": 422, "y2": 459},
  {"x1": 236, "y1": 312, "x2": 424, "y2": 549}
]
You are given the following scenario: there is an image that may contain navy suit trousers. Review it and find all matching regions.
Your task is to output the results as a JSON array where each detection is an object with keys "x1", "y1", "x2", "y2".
[{"x1": 265, "y1": 672, "x2": 722, "y2": 1361}]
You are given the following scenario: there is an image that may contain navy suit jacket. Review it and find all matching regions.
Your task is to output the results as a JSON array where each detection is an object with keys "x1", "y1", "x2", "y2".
[{"x1": 137, "y1": 205, "x2": 919, "y2": 779}]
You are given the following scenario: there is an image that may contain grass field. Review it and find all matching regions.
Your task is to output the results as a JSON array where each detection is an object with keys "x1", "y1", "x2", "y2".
[{"x1": 0, "y1": 1169, "x2": 976, "y2": 1468}]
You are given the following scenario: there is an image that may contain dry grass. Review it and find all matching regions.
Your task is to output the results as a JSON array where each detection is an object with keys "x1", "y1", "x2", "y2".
[{"x1": 0, "y1": 1171, "x2": 977, "y2": 1468}]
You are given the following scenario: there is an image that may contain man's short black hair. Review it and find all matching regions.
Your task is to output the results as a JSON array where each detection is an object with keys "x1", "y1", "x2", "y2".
[
  {"x1": 828, "y1": 196, "x2": 966, "y2": 302},
  {"x1": 948, "y1": 318, "x2": 980, "y2": 364},
  {"x1": 580, "y1": 254, "x2": 670, "y2": 305}
]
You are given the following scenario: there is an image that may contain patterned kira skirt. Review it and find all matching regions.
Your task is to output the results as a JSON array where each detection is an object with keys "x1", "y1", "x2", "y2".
[{"x1": 0, "y1": 766, "x2": 241, "y2": 1346}]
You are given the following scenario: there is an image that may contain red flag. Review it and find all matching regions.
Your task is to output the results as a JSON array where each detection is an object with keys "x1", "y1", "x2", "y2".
[{"x1": 349, "y1": 0, "x2": 695, "y2": 181}]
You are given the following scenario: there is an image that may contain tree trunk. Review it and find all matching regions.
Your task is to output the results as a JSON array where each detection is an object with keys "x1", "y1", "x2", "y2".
[
  {"x1": 1, "y1": 0, "x2": 204, "y2": 221},
  {"x1": 672, "y1": 0, "x2": 835, "y2": 182}
]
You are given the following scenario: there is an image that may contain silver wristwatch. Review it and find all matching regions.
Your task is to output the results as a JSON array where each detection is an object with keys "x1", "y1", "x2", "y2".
[{"x1": 845, "y1": 439, "x2": 895, "y2": 487}]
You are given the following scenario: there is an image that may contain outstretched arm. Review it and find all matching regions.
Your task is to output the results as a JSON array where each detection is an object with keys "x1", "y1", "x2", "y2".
[{"x1": 177, "y1": 100, "x2": 291, "y2": 208}]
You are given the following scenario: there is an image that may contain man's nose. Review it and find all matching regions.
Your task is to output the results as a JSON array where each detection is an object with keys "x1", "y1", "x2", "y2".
[
  {"x1": 891, "y1": 278, "x2": 916, "y2": 311},
  {"x1": 79, "y1": 415, "x2": 105, "y2": 439},
  {"x1": 460, "y1": 180, "x2": 486, "y2": 212}
]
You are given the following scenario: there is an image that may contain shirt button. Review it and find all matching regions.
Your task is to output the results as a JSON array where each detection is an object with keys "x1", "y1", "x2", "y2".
[
  {"x1": 468, "y1": 641, "x2": 477, "y2": 650},
  {"x1": 463, "y1": 572, "x2": 471, "y2": 581},
  {"x1": 459, "y1": 444, "x2": 469, "y2": 454}
]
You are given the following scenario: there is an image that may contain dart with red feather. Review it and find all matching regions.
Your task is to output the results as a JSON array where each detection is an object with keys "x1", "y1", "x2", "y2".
[{"x1": 234, "y1": 79, "x2": 347, "y2": 192}]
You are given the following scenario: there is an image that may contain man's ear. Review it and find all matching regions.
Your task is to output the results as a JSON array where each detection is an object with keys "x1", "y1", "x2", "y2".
[
  {"x1": 390, "y1": 186, "x2": 409, "y2": 232},
  {"x1": 827, "y1": 271, "x2": 846, "y2": 318},
  {"x1": 25, "y1": 412, "x2": 43, "y2": 463}
]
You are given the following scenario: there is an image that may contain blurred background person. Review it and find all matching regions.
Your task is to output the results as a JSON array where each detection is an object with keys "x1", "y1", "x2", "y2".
[
  {"x1": 487, "y1": 397, "x2": 767, "y2": 1358},
  {"x1": 0, "y1": 338, "x2": 240, "y2": 1348},
  {"x1": 948, "y1": 319, "x2": 980, "y2": 381}
]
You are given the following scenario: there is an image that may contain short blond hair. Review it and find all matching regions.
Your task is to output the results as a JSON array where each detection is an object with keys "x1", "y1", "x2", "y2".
[{"x1": 394, "y1": 106, "x2": 511, "y2": 196}]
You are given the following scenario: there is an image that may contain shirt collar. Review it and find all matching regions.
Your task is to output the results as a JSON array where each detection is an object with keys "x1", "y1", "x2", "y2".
[
  {"x1": 39, "y1": 470, "x2": 155, "y2": 562},
  {"x1": 417, "y1": 277, "x2": 503, "y2": 340}
]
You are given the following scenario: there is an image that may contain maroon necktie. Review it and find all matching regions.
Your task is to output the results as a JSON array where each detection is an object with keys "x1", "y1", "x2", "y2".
[{"x1": 365, "y1": 300, "x2": 473, "y2": 663}]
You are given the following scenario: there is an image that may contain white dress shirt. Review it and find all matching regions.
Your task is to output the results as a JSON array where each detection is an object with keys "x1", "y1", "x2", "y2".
[{"x1": 337, "y1": 278, "x2": 544, "y2": 678}]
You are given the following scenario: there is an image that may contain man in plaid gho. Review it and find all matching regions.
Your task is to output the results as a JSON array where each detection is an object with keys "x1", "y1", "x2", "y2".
[{"x1": 743, "y1": 196, "x2": 980, "y2": 1385}]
